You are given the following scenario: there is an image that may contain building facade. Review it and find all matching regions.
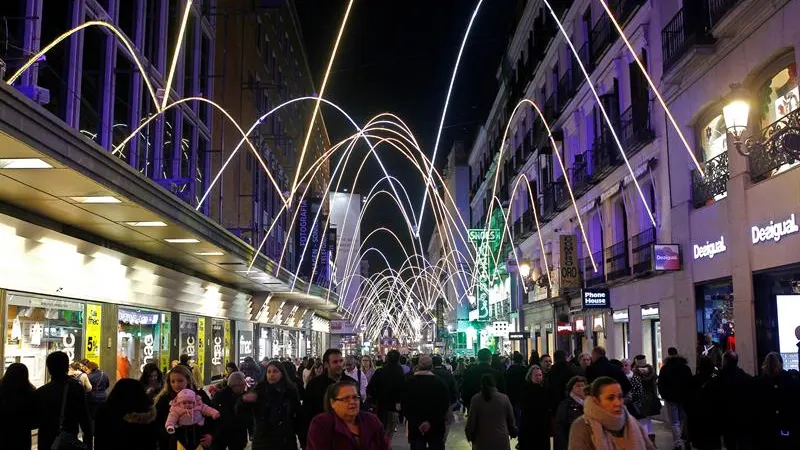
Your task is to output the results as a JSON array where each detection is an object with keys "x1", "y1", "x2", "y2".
[{"x1": 0, "y1": 0, "x2": 336, "y2": 385}]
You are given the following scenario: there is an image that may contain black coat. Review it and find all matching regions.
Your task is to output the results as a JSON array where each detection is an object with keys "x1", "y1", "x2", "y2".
[
  {"x1": 155, "y1": 388, "x2": 217, "y2": 450},
  {"x1": 94, "y1": 405, "x2": 159, "y2": 450},
  {"x1": 431, "y1": 365, "x2": 458, "y2": 405},
  {"x1": 753, "y1": 371, "x2": 800, "y2": 449},
  {"x1": 519, "y1": 382, "x2": 550, "y2": 450},
  {"x1": 35, "y1": 377, "x2": 93, "y2": 450},
  {"x1": 505, "y1": 363, "x2": 529, "y2": 406},
  {"x1": 402, "y1": 372, "x2": 451, "y2": 439},
  {"x1": 636, "y1": 365, "x2": 661, "y2": 417},
  {"x1": 545, "y1": 362, "x2": 576, "y2": 412},
  {"x1": 238, "y1": 382, "x2": 303, "y2": 450},
  {"x1": 553, "y1": 396, "x2": 583, "y2": 450},
  {"x1": 211, "y1": 386, "x2": 249, "y2": 448},
  {"x1": 86, "y1": 369, "x2": 110, "y2": 405},
  {"x1": 715, "y1": 365, "x2": 753, "y2": 437},
  {"x1": 686, "y1": 372, "x2": 721, "y2": 449},
  {"x1": 303, "y1": 373, "x2": 356, "y2": 421},
  {"x1": 366, "y1": 364, "x2": 405, "y2": 415},
  {"x1": 0, "y1": 383, "x2": 36, "y2": 449},
  {"x1": 460, "y1": 363, "x2": 507, "y2": 406},
  {"x1": 657, "y1": 356, "x2": 693, "y2": 404},
  {"x1": 585, "y1": 357, "x2": 631, "y2": 395}
]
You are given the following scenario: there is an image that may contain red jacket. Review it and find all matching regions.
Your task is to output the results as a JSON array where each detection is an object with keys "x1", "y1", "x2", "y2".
[{"x1": 306, "y1": 411, "x2": 390, "y2": 450}]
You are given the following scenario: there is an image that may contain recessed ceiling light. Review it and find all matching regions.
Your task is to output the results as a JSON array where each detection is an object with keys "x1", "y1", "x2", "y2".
[
  {"x1": 0, "y1": 158, "x2": 53, "y2": 169},
  {"x1": 124, "y1": 221, "x2": 168, "y2": 227},
  {"x1": 195, "y1": 251, "x2": 224, "y2": 256},
  {"x1": 165, "y1": 238, "x2": 200, "y2": 244},
  {"x1": 70, "y1": 196, "x2": 121, "y2": 204}
]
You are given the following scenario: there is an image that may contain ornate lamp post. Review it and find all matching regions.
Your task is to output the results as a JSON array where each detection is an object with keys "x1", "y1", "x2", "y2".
[{"x1": 722, "y1": 84, "x2": 752, "y2": 156}]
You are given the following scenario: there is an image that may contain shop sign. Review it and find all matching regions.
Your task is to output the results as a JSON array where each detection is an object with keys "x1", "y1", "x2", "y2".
[
  {"x1": 141, "y1": 334, "x2": 155, "y2": 373},
  {"x1": 85, "y1": 304, "x2": 101, "y2": 365},
  {"x1": 196, "y1": 318, "x2": 205, "y2": 381},
  {"x1": 751, "y1": 214, "x2": 799, "y2": 245},
  {"x1": 224, "y1": 321, "x2": 231, "y2": 366},
  {"x1": 160, "y1": 313, "x2": 171, "y2": 372},
  {"x1": 556, "y1": 322, "x2": 573, "y2": 335},
  {"x1": 545, "y1": 322, "x2": 553, "y2": 330},
  {"x1": 574, "y1": 318, "x2": 585, "y2": 333},
  {"x1": 212, "y1": 321, "x2": 225, "y2": 367},
  {"x1": 491, "y1": 321, "x2": 509, "y2": 337},
  {"x1": 641, "y1": 306, "x2": 659, "y2": 319},
  {"x1": 693, "y1": 236, "x2": 727, "y2": 260},
  {"x1": 653, "y1": 244, "x2": 681, "y2": 271},
  {"x1": 582, "y1": 288, "x2": 610, "y2": 309},
  {"x1": 469, "y1": 209, "x2": 506, "y2": 322},
  {"x1": 508, "y1": 331, "x2": 530, "y2": 340},
  {"x1": 612, "y1": 310, "x2": 629, "y2": 323},
  {"x1": 119, "y1": 309, "x2": 159, "y2": 325},
  {"x1": 559, "y1": 235, "x2": 581, "y2": 289},
  {"x1": 330, "y1": 320, "x2": 356, "y2": 335},
  {"x1": 238, "y1": 331, "x2": 253, "y2": 363}
]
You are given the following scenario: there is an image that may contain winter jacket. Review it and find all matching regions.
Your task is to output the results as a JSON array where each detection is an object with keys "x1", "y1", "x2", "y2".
[
  {"x1": 94, "y1": 405, "x2": 159, "y2": 450},
  {"x1": 34, "y1": 377, "x2": 93, "y2": 450},
  {"x1": 753, "y1": 370, "x2": 800, "y2": 448},
  {"x1": 0, "y1": 382, "x2": 36, "y2": 450},
  {"x1": 155, "y1": 388, "x2": 217, "y2": 450},
  {"x1": 546, "y1": 361, "x2": 577, "y2": 412},
  {"x1": 432, "y1": 364, "x2": 458, "y2": 405},
  {"x1": 553, "y1": 396, "x2": 583, "y2": 450},
  {"x1": 657, "y1": 356, "x2": 693, "y2": 404},
  {"x1": 635, "y1": 365, "x2": 661, "y2": 417},
  {"x1": 585, "y1": 357, "x2": 631, "y2": 395},
  {"x1": 686, "y1": 371, "x2": 721, "y2": 448},
  {"x1": 402, "y1": 371, "x2": 451, "y2": 439},
  {"x1": 306, "y1": 411, "x2": 390, "y2": 450},
  {"x1": 460, "y1": 362, "x2": 507, "y2": 406},
  {"x1": 715, "y1": 365, "x2": 753, "y2": 440},
  {"x1": 505, "y1": 363, "x2": 529, "y2": 406},
  {"x1": 303, "y1": 373, "x2": 357, "y2": 422},
  {"x1": 366, "y1": 363, "x2": 405, "y2": 416},
  {"x1": 567, "y1": 415, "x2": 656, "y2": 450},
  {"x1": 238, "y1": 382, "x2": 303, "y2": 450},
  {"x1": 519, "y1": 382, "x2": 551, "y2": 450},
  {"x1": 211, "y1": 385, "x2": 249, "y2": 449},
  {"x1": 464, "y1": 388, "x2": 517, "y2": 450}
]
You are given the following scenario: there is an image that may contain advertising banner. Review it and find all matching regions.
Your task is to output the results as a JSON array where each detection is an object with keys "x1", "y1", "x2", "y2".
[
  {"x1": 330, "y1": 320, "x2": 356, "y2": 335},
  {"x1": 224, "y1": 320, "x2": 232, "y2": 366},
  {"x1": 238, "y1": 330, "x2": 253, "y2": 364},
  {"x1": 197, "y1": 318, "x2": 205, "y2": 381},
  {"x1": 295, "y1": 199, "x2": 312, "y2": 278},
  {"x1": 211, "y1": 320, "x2": 225, "y2": 369},
  {"x1": 653, "y1": 244, "x2": 681, "y2": 271},
  {"x1": 468, "y1": 228, "x2": 502, "y2": 322},
  {"x1": 559, "y1": 235, "x2": 580, "y2": 289},
  {"x1": 85, "y1": 304, "x2": 101, "y2": 365},
  {"x1": 160, "y1": 313, "x2": 171, "y2": 372}
]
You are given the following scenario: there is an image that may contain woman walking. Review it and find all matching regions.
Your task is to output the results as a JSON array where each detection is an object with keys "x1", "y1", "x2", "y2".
[
  {"x1": 754, "y1": 352, "x2": 799, "y2": 449},
  {"x1": 238, "y1": 361, "x2": 304, "y2": 450},
  {"x1": 306, "y1": 380, "x2": 389, "y2": 450},
  {"x1": 211, "y1": 372, "x2": 249, "y2": 450},
  {"x1": 568, "y1": 376, "x2": 655, "y2": 449},
  {"x1": 94, "y1": 378, "x2": 159, "y2": 450},
  {"x1": 139, "y1": 362, "x2": 163, "y2": 401},
  {"x1": 84, "y1": 360, "x2": 110, "y2": 422},
  {"x1": 554, "y1": 376, "x2": 586, "y2": 450},
  {"x1": 0, "y1": 363, "x2": 37, "y2": 449},
  {"x1": 465, "y1": 374, "x2": 517, "y2": 450},
  {"x1": 519, "y1": 365, "x2": 550, "y2": 450},
  {"x1": 154, "y1": 364, "x2": 217, "y2": 450}
]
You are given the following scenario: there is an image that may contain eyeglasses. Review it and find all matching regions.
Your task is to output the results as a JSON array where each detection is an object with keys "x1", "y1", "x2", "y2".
[{"x1": 334, "y1": 395, "x2": 362, "y2": 403}]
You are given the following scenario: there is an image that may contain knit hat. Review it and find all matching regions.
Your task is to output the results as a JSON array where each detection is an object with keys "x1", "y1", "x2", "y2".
[{"x1": 175, "y1": 388, "x2": 197, "y2": 404}]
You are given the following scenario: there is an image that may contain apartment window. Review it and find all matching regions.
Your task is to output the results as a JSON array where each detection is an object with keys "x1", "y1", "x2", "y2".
[
  {"x1": 118, "y1": 0, "x2": 138, "y2": 43},
  {"x1": 758, "y1": 63, "x2": 798, "y2": 128},
  {"x1": 700, "y1": 114, "x2": 727, "y2": 163},
  {"x1": 0, "y1": 3, "x2": 27, "y2": 64},
  {"x1": 182, "y1": 13, "x2": 198, "y2": 98}
]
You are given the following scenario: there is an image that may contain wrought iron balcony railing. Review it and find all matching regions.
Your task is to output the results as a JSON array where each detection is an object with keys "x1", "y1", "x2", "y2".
[
  {"x1": 605, "y1": 239, "x2": 630, "y2": 281},
  {"x1": 557, "y1": 68, "x2": 576, "y2": 112},
  {"x1": 691, "y1": 151, "x2": 729, "y2": 208},
  {"x1": 592, "y1": 135, "x2": 621, "y2": 179},
  {"x1": 572, "y1": 152, "x2": 594, "y2": 196},
  {"x1": 747, "y1": 108, "x2": 800, "y2": 181},
  {"x1": 590, "y1": 14, "x2": 615, "y2": 67},
  {"x1": 544, "y1": 93, "x2": 558, "y2": 124},
  {"x1": 609, "y1": 0, "x2": 646, "y2": 25},
  {"x1": 617, "y1": 99, "x2": 655, "y2": 156},
  {"x1": 554, "y1": 177, "x2": 570, "y2": 211},
  {"x1": 541, "y1": 183, "x2": 558, "y2": 221},
  {"x1": 661, "y1": 3, "x2": 715, "y2": 71},
  {"x1": 577, "y1": 41, "x2": 593, "y2": 74},
  {"x1": 582, "y1": 251, "x2": 605, "y2": 287},
  {"x1": 708, "y1": 0, "x2": 742, "y2": 28},
  {"x1": 631, "y1": 227, "x2": 655, "y2": 275}
]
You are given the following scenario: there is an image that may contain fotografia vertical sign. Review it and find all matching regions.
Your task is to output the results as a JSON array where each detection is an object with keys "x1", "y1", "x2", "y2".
[
  {"x1": 560, "y1": 234, "x2": 580, "y2": 289},
  {"x1": 295, "y1": 198, "x2": 311, "y2": 278}
]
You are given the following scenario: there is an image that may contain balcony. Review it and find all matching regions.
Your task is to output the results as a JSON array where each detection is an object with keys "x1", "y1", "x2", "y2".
[
  {"x1": 572, "y1": 152, "x2": 595, "y2": 196},
  {"x1": 605, "y1": 240, "x2": 630, "y2": 282},
  {"x1": 544, "y1": 93, "x2": 558, "y2": 124},
  {"x1": 582, "y1": 251, "x2": 605, "y2": 287},
  {"x1": 541, "y1": 183, "x2": 558, "y2": 221},
  {"x1": 661, "y1": 3, "x2": 715, "y2": 71},
  {"x1": 609, "y1": 0, "x2": 647, "y2": 25},
  {"x1": 617, "y1": 100, "x2": 655, "y2": 156},
  {"x1": 522, "y1": 209, "x2": 535, "y2": 236},
  {"x1": 631, "y1": 227, "x2": 655, "y2": 275},
  {"x1": 691, "y1": 151, "x2": 729, "y2": 208},
  {"x1": 747, "y1": 108, "x2": 800, "y2": 181},
  {"x1": 554, "y1": 177, "x2": 571, "y2": 211},
  {"x1": 590, "y1": 15, "x2": 615, "y2": 67},
  {"x1": 577, "y1": 41, "x2": 593, "y2": 75},
  {"x1": 557, "y1": 69, "x2": 577, "y2": 112},
  {"x1": 708, "y1": 0, "x2": 742, "y2": 28},
  {"x1": 592, "y1": 135, "x2": 621, "y2": 179}
]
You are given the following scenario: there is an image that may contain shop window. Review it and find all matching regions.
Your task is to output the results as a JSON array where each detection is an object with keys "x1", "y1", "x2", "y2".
[
  {"x1": 118, "y1": 308, "x2": 170, "y2": 381},
  {"x1": 209, "y1": 319, "x2": 228, "y2": 381},
  {"x1": 758, "y1": 63, "x2": 798, "y2": 129},
  {"x1": 5, "y1": 293, "x2": 85, "y2": 387},
  {"x1": 641, "y1": 305, "x2": 661, "y2": 371},
  {"x1": 611, "y1": 309, "x2": 630, "y2": 360},
  {"x1": 179, "y1": 314, "x2": 199, "y2": 362},
  {"x1": 699, "y1": 114, "x2": 728, "y2": 163},
  {"x1": 695, "y1": 282, "x2": 734, "y2": 368}
]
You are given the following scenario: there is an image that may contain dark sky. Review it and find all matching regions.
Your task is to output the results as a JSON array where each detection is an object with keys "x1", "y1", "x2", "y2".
[{"x1": 295, "y1": 1, "x2": 517, "y2": 271}]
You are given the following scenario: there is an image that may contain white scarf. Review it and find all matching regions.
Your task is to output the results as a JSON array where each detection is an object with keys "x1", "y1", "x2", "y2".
[{"x1": 583, "y1": 397, "x2": 649, "y2": 450}]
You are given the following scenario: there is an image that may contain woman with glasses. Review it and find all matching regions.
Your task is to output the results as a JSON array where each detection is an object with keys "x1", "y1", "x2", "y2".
[
  {"x1": 307, "y1": 380, "x2": 389, "y2": 450},
  {"x1": 238, "y1": 361, "x2": 303, "y2": 450}
]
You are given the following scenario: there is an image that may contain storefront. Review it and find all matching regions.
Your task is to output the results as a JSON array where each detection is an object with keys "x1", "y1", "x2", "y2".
[
  {"x1": 521, "y1": 299, "x2": 554, "y2": 356},
  {"x1": 753, "y1": 264, "x2": 800, "y2": 371},
  {"x1": 117, "y1": 307, "x2": 171, "y2": 381},
  {"x1": 611, "y1": 309, "x2": 630, "y2": 361},
  {"x1": 695, "y1": 279, "x2": 734, "y2": 367},
  {"x1": 311, "y1": 316, "x2": 330, "y2": 357},
  {"x1": 641, "y1": 305, "x2": 662, "y2": 369},
  {"x1": 236, "y1": 321, "x2": 254, "y2": 364},
  {"x1": 209, "y1": 318, "x2": 231, "y2": 381}
]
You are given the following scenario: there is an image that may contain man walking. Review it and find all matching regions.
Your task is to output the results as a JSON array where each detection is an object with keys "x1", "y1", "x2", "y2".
[
  {"x1": 658, "y1": 347, "x2": 693, "y2": 450},
  {"x1": 431, "y1": 355, "x2": 458, "y2": 441},
  {"x1": 35, "y1": 351, "x2": 93, "y2": 450},
  {"x1": 461, "y1": 348, "x2": 506, "y2": 409},
  {"x1": 367, "y1": 349, "x2": 406, "y2": 439},
  {"x1": 304, "y1": 348, "x2": 356, "y2": 420},
  {"x1": 403, "y1": 356, "x2": 450, "y2": 450}
]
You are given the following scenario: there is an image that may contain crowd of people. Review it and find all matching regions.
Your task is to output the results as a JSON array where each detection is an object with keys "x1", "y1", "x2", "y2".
[{"x1": 0, "y1": 345, "x2": 798, "y2": 449}]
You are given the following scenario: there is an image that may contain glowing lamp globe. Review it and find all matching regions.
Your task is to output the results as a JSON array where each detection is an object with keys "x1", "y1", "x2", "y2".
[
  {"x1": 519, "y1": 260, "x2": 531, "y2": 279},
  {"x1": 723, "y1": 99, "x2": 750, "y2": 140}
]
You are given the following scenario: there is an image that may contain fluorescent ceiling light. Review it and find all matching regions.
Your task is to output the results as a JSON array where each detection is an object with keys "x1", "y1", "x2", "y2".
[
  {"x1": 124, "y1": 221, "x2": 167, "y2": 227},
  {"x1": 195, "y1": 251, "x2": 224, "y2": 256},
  {"x1": 0, "y1": 158, "x2": 53, "y2": 169},
  {"x1": 70, "y1": 196, "x2": 121, "y2": 204},
  {"x1": 165, "y1": 238, "x2": 200, "y2": 244}
]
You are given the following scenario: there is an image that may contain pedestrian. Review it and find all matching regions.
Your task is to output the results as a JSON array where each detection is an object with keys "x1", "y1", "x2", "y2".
[
  {"x1": 554, "y1": 376, "x2": 586, "y2": 450},
  {"x1": 519, "y1": 365, "x2": 550, "y2": 450},
  {"x1": 282, "y1": 359, "x2": 305, "y2": 399},
  {"x1": 302, "y1": 359, "x2": 315, "y2": 387},
  {"x1": 306, "y1": 380, "x2": 390, "y2": 450},
  {"x1": 154, "y1": 364, "x2": 216, "y2": 450},
  {"x1": 224, "y1": 362, "x2": 238, "y2": 379},
  {"x1": 715, "y1": 351, "x2": 753, "y2": 449},
  {"x1": 361, "y1": 355, "x2": 377, "y2": 381},
  {"x1": 210, "y1": 372, "x2": 249, "y2": 450},
  {"x1": 686, "y1": 356, "x2": 720, "y2": 450},
  {"x1": 69, "y1": 361, "x2": 92, "y2": 392},
  {"x1": 577, "y1": 353, "x2": 592, "y2": 377},
  {"x1": 345, "y1": 354, "x2": 369, "y2": 400},
  {"x1": 139, "y1": 362, "x2": 164, "y2": 401},
  {"x1": 34, "y1": 351, "x2": 93, "y2": 450},
  {"x1": 585, "y1": 346, "x2": 631, "y2": 395},
  {"x1": 304, "y1": 349, "x2": 357, "y2": 422},
  {"x1": 461, "y1": 348, "x2": 507, "y2": 410},
  {"x1": 567, "y1": 376, "x2": 655, "y2": 449},
  {"x1": 491, "y1": 353, "x2": 505, "y2": 373},
  {"x1": 84, "y1": 360, "x2": 110, "y2": 423},
  {"x1": 403, "y1": 356, "x2": 450, "y2": 450},
  {"x1": 464, "y1": 374, "x2": 517, "y2": 450},
  {"x1": 657, "y1": 347, "x2": 693, "y2": 449},
  {"x1": 238, "y1": 362, "x2": 304, "y2": 450},
  {"x1": 633, "y1": 355, "x2": 661, "y2": 445},
  {"x1": 546, "y1": 350, "x2": 577, "y2": 412},
  {"x1": 621, "y1": 359, "x2": 646, "y2": 423},
  {"x1": 0, "y1": 362, "x2": 37, "y2": 449},
  {"x1": 505, "y1": 351, "x2": 528, "y2": 431},
  {"x1": 239, "y1": 356, "x2": 261, "y2": 388},
  {"x1": 753, "y1": 352, "x2": 799, "y2": 449},
  {"x1": 540, "y1": 353, "x2": 553, "y2": 375},
  {"x1": 400, "y1": 355, "x2": 412, "y2": 375},
  {"x1": 431, "y1": 354, "x2": 458, "y2": 441},
  {"x1": 94, "y1": 378, "x2": 158, "y2": 450},
  {"x1": 367, "y1": 349, "x2": 405, "y2": 439},
  {"x1": 529, "y1": 350, "x2": 541, "y2": 367}
]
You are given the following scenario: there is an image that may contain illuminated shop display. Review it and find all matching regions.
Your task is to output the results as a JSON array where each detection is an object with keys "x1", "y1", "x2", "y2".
[{"x1": 117, "y1": 307, "x2": 171, "y2": 381}]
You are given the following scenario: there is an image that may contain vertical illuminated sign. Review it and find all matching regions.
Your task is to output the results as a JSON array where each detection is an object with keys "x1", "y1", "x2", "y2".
[
  {"x1": 160, "y1": 313, "x2": 171, "y2": 372},
  {"x1": 197, "y1": 318, "x2": 205, "y2": 382},
  {"x1": 85, "y1": 304, "x2": 102, "y2": 365},
  {"x1": 224, "y1": 320, "x2": 232, "y2": 366},
  {"x1": 560, "y1": 235, "x2": 580, "y2": 289},
  {"x1": 468, "y1": 226, "x2": 502, "y2": 322}
]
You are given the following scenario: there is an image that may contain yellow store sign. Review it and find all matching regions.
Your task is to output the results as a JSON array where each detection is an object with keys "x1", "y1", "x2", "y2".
[
  {"x1": 85, "y1": 304, "x2": 102, "y2": 365},
  {"x1": 196, "y1": 318, "x2": 205, "y2": 381}
]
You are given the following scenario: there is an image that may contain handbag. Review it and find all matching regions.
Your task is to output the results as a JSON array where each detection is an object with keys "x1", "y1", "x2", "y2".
[{"x1": 51, "y1": 381, "x2": 88, "y2": 450}]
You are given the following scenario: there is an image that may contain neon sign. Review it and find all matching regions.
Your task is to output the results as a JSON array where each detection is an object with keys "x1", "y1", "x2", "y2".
[{"x1": 751, "y1": 214, "x2": 799, "y2": 244}]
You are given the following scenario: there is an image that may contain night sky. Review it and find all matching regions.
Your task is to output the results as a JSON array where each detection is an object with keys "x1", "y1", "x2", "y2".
[{"x1": 295, "y1": 1, "x2": 517, "y2": 271}]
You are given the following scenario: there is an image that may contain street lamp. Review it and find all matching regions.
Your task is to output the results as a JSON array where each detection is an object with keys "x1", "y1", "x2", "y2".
[
  {"x1": 519, "y1": 260, "x2": 531, "y2": 279},
  {"x1": 722, "y1": 84, "x2": 752, "y2": 156}
]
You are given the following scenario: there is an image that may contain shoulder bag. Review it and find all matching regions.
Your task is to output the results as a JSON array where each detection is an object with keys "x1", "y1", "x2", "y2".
[{"x1": 51, "y1": 381, "x2": 88, "y2": 450}]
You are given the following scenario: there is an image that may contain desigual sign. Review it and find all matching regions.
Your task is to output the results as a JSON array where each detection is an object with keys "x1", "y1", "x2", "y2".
[
  {"x1": 693, "y1": 236, "x2": 727, "y2": 260},
  {"x1": 751, "y1": 214, "x2": 799, "y2": 244}
]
